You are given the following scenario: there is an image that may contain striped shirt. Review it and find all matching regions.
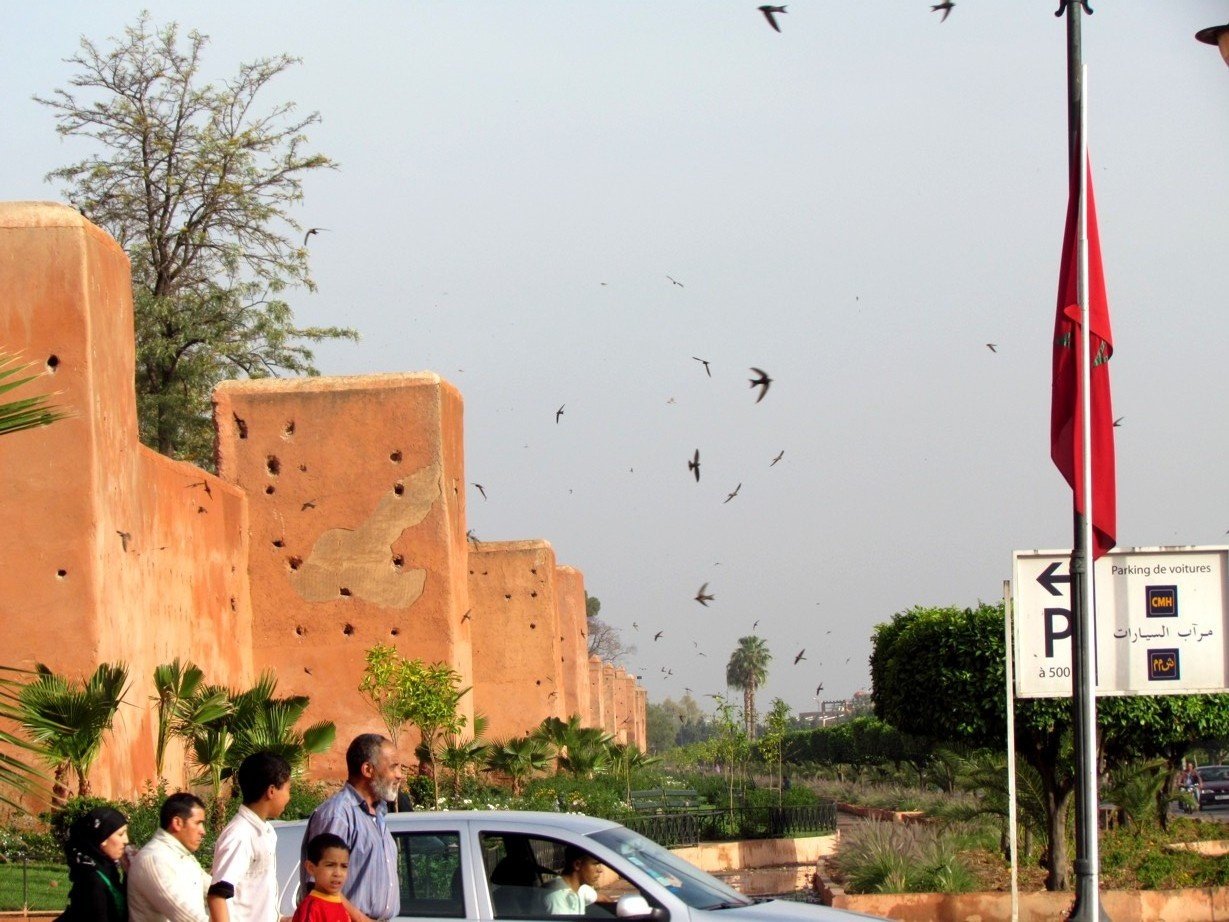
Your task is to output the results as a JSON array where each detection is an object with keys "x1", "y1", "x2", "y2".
[{"x1": 302, "y1": 784, "x2": 399, "y2": 920}]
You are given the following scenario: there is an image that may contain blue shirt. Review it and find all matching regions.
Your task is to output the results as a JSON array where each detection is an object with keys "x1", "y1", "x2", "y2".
[{"x1": 302, "y1": 785, "x2": 399, "y2": 920}]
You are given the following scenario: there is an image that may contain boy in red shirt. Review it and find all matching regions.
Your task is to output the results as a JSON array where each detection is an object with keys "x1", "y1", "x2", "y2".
[{"x1": 293, "y1": 834, "x2": 351, "y2": 922}]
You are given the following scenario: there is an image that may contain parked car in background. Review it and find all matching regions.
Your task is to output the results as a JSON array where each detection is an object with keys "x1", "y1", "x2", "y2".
[
  {"x1": 1196, "y1": 765, "x2": 1229, "y2": 809},
  {"x1": 273, "y1": 810, "x2": 883, "y2": 921}
]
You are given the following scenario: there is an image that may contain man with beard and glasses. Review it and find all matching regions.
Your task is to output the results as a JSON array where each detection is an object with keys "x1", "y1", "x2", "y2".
[{"x1": 301, "y1": 735, "x2": 404, "y2": 922}]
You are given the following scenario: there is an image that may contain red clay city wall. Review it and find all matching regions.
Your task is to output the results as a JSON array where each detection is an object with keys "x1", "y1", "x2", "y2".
[
  {"x1": 0, "y1": 203, "x2": 252, "y2": 797},
  {"x1": 214, "y1": 374, "x2": 472, "y2": 776},
  {"x1": 469, "y1": 541, "x2": 568, "y2": 740},
  {"x1": 554, "y1": 566, "x2": 590, "y2": 721},
  {"x1": 588, "y1": 656, "x2": 606, "y2": 729}
]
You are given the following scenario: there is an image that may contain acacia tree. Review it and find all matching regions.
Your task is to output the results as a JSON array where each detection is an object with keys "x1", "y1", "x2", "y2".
[
  {"x1": 37, "y1": 14, "x2": 356, "y2": 464},
  {"x1": 726, "y1": 635, "x2": 771, "y2": 740}
]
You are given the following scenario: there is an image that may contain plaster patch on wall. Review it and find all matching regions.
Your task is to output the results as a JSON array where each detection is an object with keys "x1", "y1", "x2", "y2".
[{"x1": 289, "y1": 461, "x2": 441, "y2": 608}]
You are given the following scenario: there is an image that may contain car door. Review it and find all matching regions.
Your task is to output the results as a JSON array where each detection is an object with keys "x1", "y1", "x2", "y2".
[
  {"x1": 469, "y1": 823, "x2": 660, "y2": 922},
  {"x1": 388, "y1": 819, "x2": 469, "y2": 921}
]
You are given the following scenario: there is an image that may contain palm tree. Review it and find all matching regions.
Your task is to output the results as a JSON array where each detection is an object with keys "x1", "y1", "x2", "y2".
[
  {"x1": 0, "y1": 352, "x2": 67, "y2": 436},
  {"x1": 556, "y1": 726, "x2": 613, "y2": 780},
  {"x1": 726, "y1": 635, "x2": 771, "y2": 740},
  {"x1": 17, "y1": 663, "x2": 129, "y2": 804},
  {"x1": 0, "y1": 667, "x2": 46, "y2": 810},
  {"x1": 483, "y1": 736, "x2": 554, "y2": 796},
  {"x1": 437, "y1": 715, "x2": 489, "y2": 796},
  {"x1": 608, "y1": 742, "x2": 660, "y2": 804},
  {"x1": 152, "y1": 659, "x2": 210, "y2": 779}
]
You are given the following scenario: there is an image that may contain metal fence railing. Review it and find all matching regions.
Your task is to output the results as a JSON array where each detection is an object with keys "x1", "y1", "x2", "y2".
[{"x1": 621, "y1": 803, "x2": 837, "y2": 848}]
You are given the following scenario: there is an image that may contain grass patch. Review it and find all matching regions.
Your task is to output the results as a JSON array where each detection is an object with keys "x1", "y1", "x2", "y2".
[
  {"x1": 832, "y1": 820, "x2": 981, "y2": 895},
  {"x1": 0, "y1": 861, "x2": 69, "y2": 911}
]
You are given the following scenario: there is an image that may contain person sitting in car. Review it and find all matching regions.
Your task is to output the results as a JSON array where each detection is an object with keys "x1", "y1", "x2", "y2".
[{"x1": 544, "y1": 846, "x2": 603, "y2": 916}]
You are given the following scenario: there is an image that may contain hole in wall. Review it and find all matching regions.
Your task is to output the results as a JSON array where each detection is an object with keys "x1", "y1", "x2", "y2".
[
  {"x1": 295, "y1": 625, "x2": 306, "y2": 636},
  {"x1": 229, "y1": 596, "x2": 237, "y2": 612},
  {"x1": 56, "y1": 569, "x2": 67, "y2": 579},
  {"x1": 288, "y1": 555, "x2": 303, "y2": 571},
  {"x1": 390, "y1": 627, "x2": 401, "y2": 637},
  {"x1": 393, "y1": 483, "x2": 405, "y2": 496},
  {"x1": 504, "y1": 594, "x2": 512, "y2": 601},
  {"x1": 390, "y1": 450, "x2": 402, "y2": 463},
  {"x1": 298, "y1": 464, "x2": 307, "y2": 472},
  {"x1": 531, "y1": 591, "x2": 538, "y2": 598},
  {"x1": 272, "y1": 538, "x2": 285, "y2": 548},
  {"x1": 339, "y1": 587, "x2": 352, "y2": 597},
  {"x1": 45, "y1": 355, "x2": 59, "y2": 374},
  {"x1": 266, "y1": 456, "x2": 280, "y2": 476},
  {"x1": 529, "y1": 622, "x2": 537, "y2": 630},
  {"x1": 392, "y1": 554, "x2": 404, "y2": 569},
  {"x1": 234, "y1": 414, "x2": 248, "y2": 439},
  {"x1": 531, "y1": 568, "x2": 538, "y2": 575},
  {"x1": 283, "y1": 420, "x2": 295, "y2": 437},
  {"x1": 535, "y1": 679, "x2": 542, "y2": 686},
  {"x1": 265, "y1": 485, "x2": 275, "y2": 495},
  {"x1": 343, "y1": 623, "x2": 355, "y2": 636}
]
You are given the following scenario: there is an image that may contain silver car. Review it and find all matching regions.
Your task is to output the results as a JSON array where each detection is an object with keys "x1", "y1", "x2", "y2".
[{"x1": 272, "y1": 810, "x2": 880, "y2": 921}]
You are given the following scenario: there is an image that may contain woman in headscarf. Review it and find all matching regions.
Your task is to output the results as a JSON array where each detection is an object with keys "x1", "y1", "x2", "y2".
[{"x1": 58, "y1": 805, "x2": 129, "y2": 921}]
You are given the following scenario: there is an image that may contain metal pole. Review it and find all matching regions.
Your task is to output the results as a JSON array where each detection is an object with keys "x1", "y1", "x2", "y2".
[
  {"x1": 1062, "y1": 3, "x2": 1106, "y2": 919},
  {"x1": 1004, "y1": 580, "x2": 1019, "y2": 922}
]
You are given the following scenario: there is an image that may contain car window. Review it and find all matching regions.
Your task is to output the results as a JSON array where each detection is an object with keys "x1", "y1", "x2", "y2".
[
  {"x1": 1203, "y1": 766, "x2": 1229, "y2": 782},
  {"x1": 480, "y1": 832, "x2": 645, "y2": 920},
  {"x1": 394, "y1": 831, "x2": 465, "y2": 918}
]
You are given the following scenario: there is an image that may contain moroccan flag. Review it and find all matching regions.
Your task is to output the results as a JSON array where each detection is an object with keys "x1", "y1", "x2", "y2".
[{"x1": 1050, "y1": 160, "x2": 1116, "y2": 559}]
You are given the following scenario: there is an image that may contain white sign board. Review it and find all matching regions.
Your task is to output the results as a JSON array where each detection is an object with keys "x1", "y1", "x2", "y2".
[{"x1": 1012, "y1": 546, "x2": 1229, "y2": 698}]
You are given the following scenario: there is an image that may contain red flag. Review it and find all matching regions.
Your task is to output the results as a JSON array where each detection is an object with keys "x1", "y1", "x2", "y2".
[{"x1": 1051, "y1": 160, "x2": 1116, "y2": 558}]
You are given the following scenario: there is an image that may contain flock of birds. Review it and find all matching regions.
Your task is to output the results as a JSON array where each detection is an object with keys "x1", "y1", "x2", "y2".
[{"x1": 756, "y1": 2, "x2": 957, "y2": 33}]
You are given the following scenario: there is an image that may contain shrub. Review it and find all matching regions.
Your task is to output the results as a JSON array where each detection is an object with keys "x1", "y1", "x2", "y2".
[{"x1": 833, "y1": 820, "x2": 978, "y2": 895}]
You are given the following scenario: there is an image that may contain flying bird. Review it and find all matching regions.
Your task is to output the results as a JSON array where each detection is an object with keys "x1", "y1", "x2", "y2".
[
  {"x1": 1113, "y1": 416, "x2": 1124, "y2": 427},
  {"x1": 723, "y1": 483, "x2": 742, "y2": 504},
  {"x1": 692, "y1": 356, "x2": 712, "y2": 377},
  {"x1": 815, "y1": 683, "x2": 824, "y2": 695},
  {"x1": 695, "y1": 583, "x2": 715, "y2": 606},
  {"x1": 931, "y1": 1, "x2": 955, "y2": 22},
  {"x1": 794, "y1": 649, "x2": 806, "y2": 665},
  {"x1": 667, "y1": 275, "x2": 684, "y2": 287},
  {"x1": 758, "y1": 5, "x2": 787, "y2": 32},
  {"x1": 770, "y1": 450, "x2": 784, "y2": 467},
  {"x1": 985, "y1": 343, "x2": 997, "y2": 353},
  {"x1": 632, "y1": 622, "x2": 639, "y2": 630},
  {"x1": 749, "y1": 367, "x2": 773, "y2": 403},
  {"x1": 302, "y1": 227, "x2": 329, "y2": 246},
  {"x1": 187, "y1": 480, "x2": 213, "y2": 498},
  {"x1": 555, "y1": 404, "x2": 565, "y2": 424},
  {"x1": 752, "y1": 619, "x2": 759, "y2": 630},
  {"x1": 300, "y1": 500, "x2": 316, "y2": 511},
  {"x1": 654, "y1": 630, "x2": 664, "y2": 641},
  {"x1": 473, "y1": 483, "x2": 487, "y2": 500},
  {"x1": 688, "y1": 449, "x2": 701, "y2": 482},
  {"x1": 116, "y1": 530, "x2": 132, "y2": 552},
  {"x1": 461, "y1": 609, "x2": 473, "y2": 622}
]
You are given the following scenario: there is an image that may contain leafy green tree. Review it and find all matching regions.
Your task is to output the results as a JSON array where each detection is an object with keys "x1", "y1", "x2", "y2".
[
  {"x1": 708, "y1": 693, "x2": 750, "y2": 810},
  {"x1": 358, "y1": 644, "x2": 468, "y2": 805},
  {"x1": 758, "y1": 698, "x2": 792, "y2": 803},
  {"x1": 37, "y1": 14, "x2": 356, "y2": 464},
  {"x1": 726, "y1": 635, "x2": 771, "y2": 740},
  {"x1": 484, "y1": 736, "x2": 553, "y2": 796},
  {"x1": 17, "y1": 663, "x2": 129, "y2": 804}
]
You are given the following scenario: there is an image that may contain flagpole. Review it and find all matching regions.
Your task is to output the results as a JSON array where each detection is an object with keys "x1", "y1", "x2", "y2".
[{"x1": 1062, "y1": 2, "x2": 1106, "y2": 919}]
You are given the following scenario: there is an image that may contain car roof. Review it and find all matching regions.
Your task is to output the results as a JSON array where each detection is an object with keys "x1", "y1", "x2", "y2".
[{"x1": 272, "y1": 810, "x2": 623, "y2": 835}]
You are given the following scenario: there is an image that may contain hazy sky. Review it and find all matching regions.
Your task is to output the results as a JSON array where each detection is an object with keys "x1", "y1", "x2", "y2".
[{"x1": 6, "y1": 3, "x2": 1229, "y2": 715}]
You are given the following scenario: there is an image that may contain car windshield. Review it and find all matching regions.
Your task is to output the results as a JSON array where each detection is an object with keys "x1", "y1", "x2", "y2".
[
  {"x1": 588, "y1": 826, "x2": 754, "y2": 911},
  {"x1": 1201, "y1": 766, "x2": 1229, "y2": 782}
]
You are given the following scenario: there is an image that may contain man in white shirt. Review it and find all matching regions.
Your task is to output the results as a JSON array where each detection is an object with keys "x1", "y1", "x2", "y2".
[
  {"x1": 129, "y1": 792, "x2": 211, "y2": 922},
  {"x1": 544, "y1": 846, "x2": 603, "y2": 916},
  {"x1": 207, "y1": 752, "x2": 292, "y2": 922}
]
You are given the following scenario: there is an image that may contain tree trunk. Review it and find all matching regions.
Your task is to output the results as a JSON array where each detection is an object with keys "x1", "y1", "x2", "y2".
[
  {"x1": 75, "y1": 764, "x2": 91, "y2": 798},
  {"x1": 1044, "y1": 785, "x2": 1073, "y2": 890},
  {"x1": 51, "y1": 762, "x2": 71, "y2": 808}
]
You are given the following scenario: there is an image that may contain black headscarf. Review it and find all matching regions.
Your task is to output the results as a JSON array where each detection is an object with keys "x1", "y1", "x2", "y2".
[{"x1": 62, "y1": 806, "x2": 127, "y2": 920}]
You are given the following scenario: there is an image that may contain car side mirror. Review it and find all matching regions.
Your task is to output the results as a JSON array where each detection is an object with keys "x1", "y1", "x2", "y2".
[{"x1": 616, "y1": 895, "x2": 668, "y2": 921}]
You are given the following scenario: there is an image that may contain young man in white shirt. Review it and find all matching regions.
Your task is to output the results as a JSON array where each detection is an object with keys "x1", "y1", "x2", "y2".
[
  {"x1": 208, "y1": 752, "x2": 293, "y2": 922},
  {"x1": 129, "y1": 792, "x2": 211, "y2": 922},
  {"x1": 544, "y1": 846, "x2": 603, "y2": 916}
]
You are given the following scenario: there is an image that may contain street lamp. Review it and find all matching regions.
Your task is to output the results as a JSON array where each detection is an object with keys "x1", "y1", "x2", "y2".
[{"x1": 1196, "y1": 21, "x2": 1229, "y2": 67}]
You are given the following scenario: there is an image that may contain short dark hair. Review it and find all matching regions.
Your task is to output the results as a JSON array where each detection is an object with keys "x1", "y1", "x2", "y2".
[
  {"x1": 345, "y1": 733, "x2": 391, "y2": 779},
  {"x1": 237, "y1": 752, "x2": 292, "y2": 805},
  {"x1": 306, "y1": 832, "x2": 350, "y2": 864},
  {"x1": 562, "y1": 845, "x2": 589, "y2": 874},
  {"x1": 160, "y1": 792, "x2": 206, "y2": 830}
]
